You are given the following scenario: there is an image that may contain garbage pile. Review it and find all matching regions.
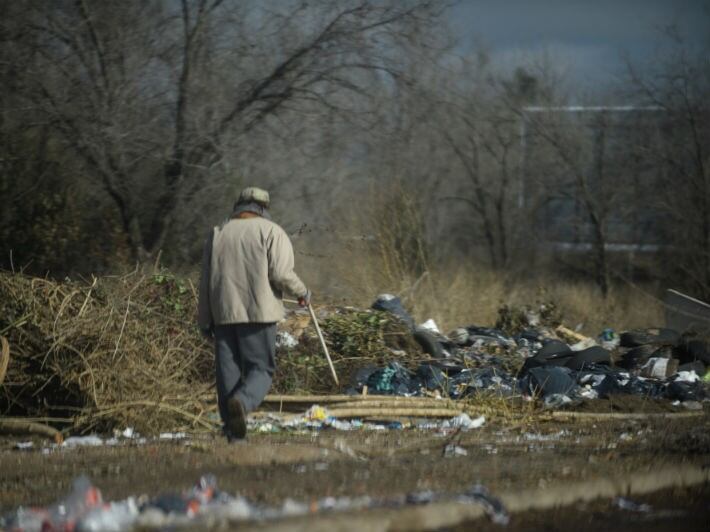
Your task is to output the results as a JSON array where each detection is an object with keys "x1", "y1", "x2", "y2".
[
  {"x1": 1, "y1": 474, "x2": 508, "y2": 531},
  {"x1": 311, "y1": 294, "x2": 710, "y2": 407}
]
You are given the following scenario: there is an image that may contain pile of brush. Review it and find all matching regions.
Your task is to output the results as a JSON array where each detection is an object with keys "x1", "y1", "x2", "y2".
[{"x1": 0, "y1": 270, "x2": 215, "y2": 434}]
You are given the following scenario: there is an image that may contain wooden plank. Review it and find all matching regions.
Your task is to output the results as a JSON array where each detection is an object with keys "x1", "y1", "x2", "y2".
[
  {"x1": 326, "y1": 408, "x2": 463, "y2": 419},
  {"x1": 263, "y1": 394, "x2": 450, "y2": 404},
  {"x1": 551, "y1": 410, "x2": 704, "y2": 420}
]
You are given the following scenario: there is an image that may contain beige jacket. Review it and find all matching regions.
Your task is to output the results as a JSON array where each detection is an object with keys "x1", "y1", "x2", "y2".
[{"x1": 198, "y1": 216, "x2": 307, "y2": 327}]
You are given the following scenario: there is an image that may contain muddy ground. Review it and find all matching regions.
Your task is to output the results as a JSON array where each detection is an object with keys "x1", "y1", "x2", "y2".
[
  {"x1": 449, "y1": 484, "x2": 710, "y2": 532},
  {"x1": 1, "y1": 407, "x2": 709, "y2": 530}
]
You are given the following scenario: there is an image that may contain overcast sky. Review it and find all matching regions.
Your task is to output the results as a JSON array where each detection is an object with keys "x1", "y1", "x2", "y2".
[{"x1": 448, "y1": 0, "x2": 709, "y2": 88}]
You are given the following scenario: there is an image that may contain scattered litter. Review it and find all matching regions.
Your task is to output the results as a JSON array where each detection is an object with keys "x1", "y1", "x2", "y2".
[
  {"x1": 419, "y1": 319, "x2": 441, "y2": 334},
  {"x1": 674, "y1": 371, "x2": 700, "y2": 383},
  {"x1": 12, "y1": 430, "x2": 197, "y2": 455},
  {"x1": 640, "y1": 357, "x2": 678, "y2": 379},
  {"x1": 256, "y1": 422, "x2": 277, "y2": 433},
  {"x1": 1, "y1": 475, "x2": 512, "y2": 531},
  {"x1": 523, "y1": 430, "x2": 568, "y2": 442},
  {"x1": 63, "y1": 436, "x2": 105, "y2": 448},
  {"x1": 543, "y1": 394, "x2": 575, "y2": 408},
  {"x1": 444, "y1": 444, "x2": 468, "y2": 457},
  {"x1": 275, "y1": 331, "x2": 299, "y2": 349},
  {"x1": 250, "y1": 407, "x2": 485, "y2": 434},
  {"x1": 613, "y1": 496, "x2": 652, "y2": 512},
  {"x1": 159, "y1": 432, "x2": 187, "y2": 440},
  {"x1": 305, "y1": 405, "x2": 329, "y2": 421},
  {"x1": 78, "y1": 498, "x2": 139, "y2": 531},
  {"x1": 483, "y1": 444, "x2": 498, "y2": 454},
  {"x1": 442, "y1": 413, "x2": 486, "y2": 430},
  {"x1": 2, "y1": 475, "x2": 102, "y2": 532},
  {"x1": 458, "y1": 484, "x2": 510, "y2": 525}
]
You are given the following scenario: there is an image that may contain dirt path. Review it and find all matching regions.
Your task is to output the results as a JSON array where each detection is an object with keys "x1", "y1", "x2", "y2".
[{"x1": 1, "y1": 414, "x2": 709, "y2": 529}]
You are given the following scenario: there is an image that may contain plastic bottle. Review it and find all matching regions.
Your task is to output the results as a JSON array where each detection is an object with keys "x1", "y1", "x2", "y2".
[
  {"x1": 42, "y1": 476, "x2": 102, "y2": 531},
  {"x1": 2, "y1": 506, "x2": 49, "y2": 532},
  {"x1": 76, "y1": 498, "x2": 139, "y2": 532}
]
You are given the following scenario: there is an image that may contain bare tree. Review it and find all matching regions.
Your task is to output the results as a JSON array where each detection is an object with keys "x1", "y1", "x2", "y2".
[
  {"x1": 439, "y1": 64, "x2": 557, "y2": 270},
  {"x1": 525, "y1": 108, "x2": 621, "y2": 296},
  {"x1": 3, "y1": 0, "x2": 446, "y2": 264},
  {"x1": 625, "y1": 26, "x2": 710, "y2": 297}
]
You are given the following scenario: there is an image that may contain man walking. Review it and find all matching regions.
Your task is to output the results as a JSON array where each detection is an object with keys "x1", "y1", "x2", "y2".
[{"x1": 198, "y1": 187, "x2": 310, "y2": 441}]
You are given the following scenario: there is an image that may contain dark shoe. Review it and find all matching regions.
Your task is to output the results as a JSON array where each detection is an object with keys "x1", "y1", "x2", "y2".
[{"x1": 226, "y1": 395, "x2": 247, "y2": 440}]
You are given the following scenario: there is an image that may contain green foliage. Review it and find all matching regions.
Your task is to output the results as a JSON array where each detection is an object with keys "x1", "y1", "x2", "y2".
[
  {"x1": 324, "y1": 311, "x2": 394, "y2": 359},
  {"x1": 150, "y1": 271, "x2": 193, "y2": 317}
]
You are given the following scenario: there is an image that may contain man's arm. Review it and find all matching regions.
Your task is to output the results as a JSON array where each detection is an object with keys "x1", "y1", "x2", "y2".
[
  {"x1": 197, "y1": 228, "x2": 214, "y2": 335},
  {"x1": 267, "y1": 227, "x2": 308, "y2": 298}
]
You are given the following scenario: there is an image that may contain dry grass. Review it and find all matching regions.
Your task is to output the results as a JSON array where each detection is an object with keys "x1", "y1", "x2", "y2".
[
  {"x1": 331, "y1": 245, "x2": 664, "y2": 336},
  {"x1": 321, "y1": 185, "x2": 663, "y2": 336}
]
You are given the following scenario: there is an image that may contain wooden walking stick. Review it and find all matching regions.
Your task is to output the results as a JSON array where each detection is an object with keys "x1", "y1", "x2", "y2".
[
  {"x1": 0, "y1": 336, "x2": 9, "y2": 386},
  {"x1": 307, "y1": 303, "x2": 339, "y2": 386}
]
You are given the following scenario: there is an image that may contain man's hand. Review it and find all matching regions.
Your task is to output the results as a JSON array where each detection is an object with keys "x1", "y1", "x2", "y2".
[{"x1": 298, "y1": 290, "x2": 312, "y2": 307}]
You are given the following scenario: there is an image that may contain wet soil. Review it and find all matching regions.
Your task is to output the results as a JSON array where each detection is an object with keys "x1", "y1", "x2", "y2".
[
  {"x1": 1, "y1": 412, "x2": 709, "y2": 530},
  {"x1": 449, "y1": 484, "x2": 710, "y2": 532},
  {"x1": 568, "y1": 395, "x2": 686, "y2": 413}
]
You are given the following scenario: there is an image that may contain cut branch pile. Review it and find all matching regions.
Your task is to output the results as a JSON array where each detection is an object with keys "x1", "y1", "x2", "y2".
[{"x1": 0, "y1": 270, "x2": 216, "y2": 434}]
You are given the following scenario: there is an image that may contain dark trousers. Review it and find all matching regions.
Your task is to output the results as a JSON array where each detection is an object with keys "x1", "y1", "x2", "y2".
[{"x1": 214, "y1": 323, "x2": 276, "y2": 424}]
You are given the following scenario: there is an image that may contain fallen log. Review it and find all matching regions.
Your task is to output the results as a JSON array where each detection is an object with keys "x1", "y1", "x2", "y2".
[{"x1": 0, "y1": 418, "x2": 64, "y2": 444}]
